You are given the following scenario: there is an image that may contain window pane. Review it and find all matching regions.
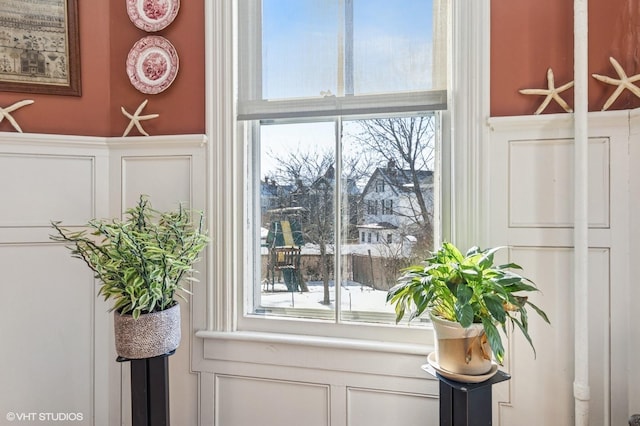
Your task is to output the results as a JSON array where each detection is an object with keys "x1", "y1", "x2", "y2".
[
  {"x1": 260, "y1": 0, "x2": 439, "y2": 101},
  {"x1": 257, "y1": 121, "x2": 337, "y2": 320},
  {"x1": 250, "y1": 115, "x2": 437, "y2": 324},
  {"x1": 262, "y1": 0, "x2": 339, "y2": 99},
  {"x1": 340, "y1": 115, "x2": 436, "y2": 322},
  {"x1": 353, "y1": 0, "x2": 435, "y2": 94}
]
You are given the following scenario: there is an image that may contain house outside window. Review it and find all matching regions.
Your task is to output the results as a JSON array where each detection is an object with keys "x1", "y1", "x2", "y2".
[{"x1": 239, "y1": 0, "x2": 445, "y2": 325}]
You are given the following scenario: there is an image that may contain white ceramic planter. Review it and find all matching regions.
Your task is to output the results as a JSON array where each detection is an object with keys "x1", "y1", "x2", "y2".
[
  {"x1": 431, "y1": 314, "x2": 493, "y2": 375},
  {"x1": 114, "y1": 303, "x2": 181, "y2": 359}
]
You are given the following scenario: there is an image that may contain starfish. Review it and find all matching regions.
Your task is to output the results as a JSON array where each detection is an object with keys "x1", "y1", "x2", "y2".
[
  {"x1": 519, "y1": 68, "x2": 574, "y2": 115},
  {"x1": 121, "y1": 99, "x2": 159, "y2": 137},
  {"x1": 0, "y1": 99, "x2": 35, "y2": 132},
  {"x1": 592, "y1": 56, "x2": 640, "y2": 111}
]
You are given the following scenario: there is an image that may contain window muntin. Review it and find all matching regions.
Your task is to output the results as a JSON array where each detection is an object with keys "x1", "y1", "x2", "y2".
[{"x1": 239, "y1": 0, "x2": 446, "y2": 327}]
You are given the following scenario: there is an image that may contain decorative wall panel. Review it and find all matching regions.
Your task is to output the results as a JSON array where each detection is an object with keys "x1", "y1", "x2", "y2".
[
  {"x1": 508, "y1": 138, "x2": 609, "y2": 228},
  {"x1": 496, "y1": 247, "x2": 609, "y2": 426},
  {"x1": 0, "y1": 135, "x2": 111, "y2": 425},
  {"x1": 0, "y1": 244, "x2": 96, "y2": 423},
  {"x1": 347, "y1": 387, "x2": 438, "y2": 426},
  {"x1": 110, "y1": 137, "x2": 206, "y2": 426},
  {"x1": 215, "y1": 375, "x2": 330, "y2": 426},
  {"x1": 120, "y1": 156, "x2": 192, "y2": 213},
  {"x1": 489, "y1": 112, "x2": 631, "y2": 425},
  {"x1": 0, "y1": 153, "x2": 94, "y2": 227}
]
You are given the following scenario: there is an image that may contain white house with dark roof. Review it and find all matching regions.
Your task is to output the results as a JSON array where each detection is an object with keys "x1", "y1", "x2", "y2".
[{"x1": 357, "y1": 161, "x2": 433, "y2": 245}]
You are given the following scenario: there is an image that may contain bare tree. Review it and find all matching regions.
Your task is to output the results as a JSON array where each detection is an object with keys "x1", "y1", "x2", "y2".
[
  {"x1": 267, "y1": 147, "x2": 368, "y2": 305},
  {"x1": 348, "y1": 115, "x2": 436, "y2": 249}
]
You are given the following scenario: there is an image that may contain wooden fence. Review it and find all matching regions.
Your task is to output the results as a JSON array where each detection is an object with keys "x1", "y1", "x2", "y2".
[{"x1": 262, "y1": 252, "x2": 406, "y2": 291}]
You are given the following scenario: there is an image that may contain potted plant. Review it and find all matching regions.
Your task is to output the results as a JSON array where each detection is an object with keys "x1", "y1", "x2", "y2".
[
  {"x1": 387, "y1": 242, "x2": 549, "y2": 376},
  {"x1": 50, "y1": 195, "x2": 209, "y2": 359}
]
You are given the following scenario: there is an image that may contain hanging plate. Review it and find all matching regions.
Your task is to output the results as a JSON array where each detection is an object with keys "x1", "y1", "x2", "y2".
[
  {"x1": 127, "y1": 0, "x2": 180, "y2": 32},
  {"x1": 126, "y1": 36, "x2": 179, "y2": 94}
]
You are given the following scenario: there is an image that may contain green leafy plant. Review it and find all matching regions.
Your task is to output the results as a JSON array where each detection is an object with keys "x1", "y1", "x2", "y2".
[
  {"x1": 51, "y1": 195, "x2": 209, "y2": 320},
  {"x1": 387, "y1": 242, "x2": 549, "y2": 364}
]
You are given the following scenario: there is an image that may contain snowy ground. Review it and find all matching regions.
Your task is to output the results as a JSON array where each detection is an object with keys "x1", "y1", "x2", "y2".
[{"x1": 260, "y1": 280, "x2": 396, "y2": 314}]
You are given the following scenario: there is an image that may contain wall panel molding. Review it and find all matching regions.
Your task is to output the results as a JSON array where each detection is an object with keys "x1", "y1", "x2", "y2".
[
  {"x1": 487, "y1": 112, "x2": 631, "y2": 425},
  {"x1": 507, "y1": 137, "x2": 610, "y2": 229},
  {"x1": 215, "y1": 375, "x2": 330, "y2": 426},
  {"x1": 0, "y1": 133, "x2": 206, "y2": 426},
  {"x1": 0, "y1": 153, "x2": 96, "y2": 228},
  {"x1": 347, "y1": 387, "x2": 438, "y2": 426}
]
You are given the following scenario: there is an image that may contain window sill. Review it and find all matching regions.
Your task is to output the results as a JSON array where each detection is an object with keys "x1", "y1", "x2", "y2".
[
  {"x1": 196, "y1": 329, "x2": 432, "y2": 355},
  {"x1": 196, "y1": 330, "x2": 434, "y2": 379}
]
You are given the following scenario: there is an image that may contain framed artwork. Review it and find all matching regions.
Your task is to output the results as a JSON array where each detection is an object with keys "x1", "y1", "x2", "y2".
[{"x1": 0, "y1": 0, "x2": 81, "y2": 96}]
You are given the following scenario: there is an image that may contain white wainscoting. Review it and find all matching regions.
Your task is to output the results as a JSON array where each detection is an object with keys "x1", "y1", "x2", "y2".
[
  {"x1": 196, "y1": 333, "x2": 440, "y2": 426},
  {"x1": 109, "y1": 135, "x2": 207, "y2": 426},
  {"x1": 2, "y1": 112, "x2": 637, "y2": 426},
  {"x1": 193, "y1": 110, "x2": 637, "y2": 426},
  {"x1": 0, "y1": 133, "x2": 206, "y2": 426},
  {"x1": 0, "y1": 133, "x2": 110, "y2": 425},
  {"x1": 487, "y1": 110, "x2": 635, "y2": 426}
]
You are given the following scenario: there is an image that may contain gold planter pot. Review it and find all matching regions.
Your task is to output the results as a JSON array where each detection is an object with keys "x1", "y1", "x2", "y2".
[{"x1": 430, "y1": 314, "x2": 493, "y2": 376}]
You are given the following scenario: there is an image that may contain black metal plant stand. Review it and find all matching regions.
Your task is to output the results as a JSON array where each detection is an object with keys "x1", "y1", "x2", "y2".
[
  {"x1": 117, "y1": 350, "x2": 175, "y2": 426},
  {"x1": 424, "y1": 364, "x2": 511, "y2": 426}
]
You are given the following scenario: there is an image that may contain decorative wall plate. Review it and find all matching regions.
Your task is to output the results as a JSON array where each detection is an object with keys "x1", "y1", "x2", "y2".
[
  {"x1": 126, "y1": 36, "x2": 179, "y2": 95},
  {"x1": 127, "y1": 0, "x2": 180, "y2": 32}
]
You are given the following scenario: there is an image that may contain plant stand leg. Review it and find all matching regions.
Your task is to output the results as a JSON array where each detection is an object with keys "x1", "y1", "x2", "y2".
[
  {"x1": 123, "y1": 352, "x2": 173, "y2": 426},
  {"x1": 130, "y1": 360, "x2": 150, "y2": 425},
  {"x1": 439, "y1": 381, "x2": 493, "y2": 426},
  {"x1": 423, "y1": 364, "x2": 511, "y2": 426}
]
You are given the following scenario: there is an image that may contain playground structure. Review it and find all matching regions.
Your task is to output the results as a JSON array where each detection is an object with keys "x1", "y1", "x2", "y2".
[{"x1": 265, "y1": 214, "x2": 306, "y2": 292}]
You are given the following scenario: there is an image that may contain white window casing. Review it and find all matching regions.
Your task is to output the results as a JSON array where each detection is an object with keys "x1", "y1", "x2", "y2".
[{"x1": 200, "y1": 0, "x2": 490, "y2": 348}]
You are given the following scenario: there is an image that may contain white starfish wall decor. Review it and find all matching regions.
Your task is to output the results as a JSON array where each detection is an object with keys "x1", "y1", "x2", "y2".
[
  {"x1": 121, "y1": 99, "x2": 160, "y2": 137},
  {"x1": 592, "y1": 56, "x2": 640, "y2": 111},
  {"x1": 0, "y1": 99, "x2": 35, "y2": 133},
  {"x1": 519, "y1": 68, "x2": 574, "y2": 115}
]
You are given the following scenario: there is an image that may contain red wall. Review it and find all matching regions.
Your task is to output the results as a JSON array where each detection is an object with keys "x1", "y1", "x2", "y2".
[
  {"x1": 2, "y1": 1, "x2": 637, "y2": 134},
  {"x1": 0, "y1": 1, "x2": 205, "y2": 136},
  {"x1": 108, "y1": 0, "x2": 205, "y2": 137},
  {"x1": 491, "y1": 0, "x2": 640, "y2": 116}
]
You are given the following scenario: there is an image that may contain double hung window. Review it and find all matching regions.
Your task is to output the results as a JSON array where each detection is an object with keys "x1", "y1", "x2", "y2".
[{"x1": 237, "y1": 0, "x2": 448, "y2": 331}]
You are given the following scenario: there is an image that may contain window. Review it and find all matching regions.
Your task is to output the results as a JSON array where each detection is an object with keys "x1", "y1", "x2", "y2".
[
  {"x1": 212, "y1": 0, "x2": 490, "y2": 342},
  {"x1": 202, "y1": 0, "x2": 490, "y2": 350},
  {"x1": 238, "y1": 0, "x2": 446, "y2": 328},
  {"x1": 367, "y1": 200, "x2": 377, "y2": 215},
  {"x1": 382, "y1": 200, "x2": 394, "y2": 215}
]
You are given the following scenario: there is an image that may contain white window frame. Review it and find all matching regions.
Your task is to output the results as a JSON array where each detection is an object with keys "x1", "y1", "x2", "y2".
[{"x1": 201, "y1": 0, "x2": 490, "y2": 347}]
